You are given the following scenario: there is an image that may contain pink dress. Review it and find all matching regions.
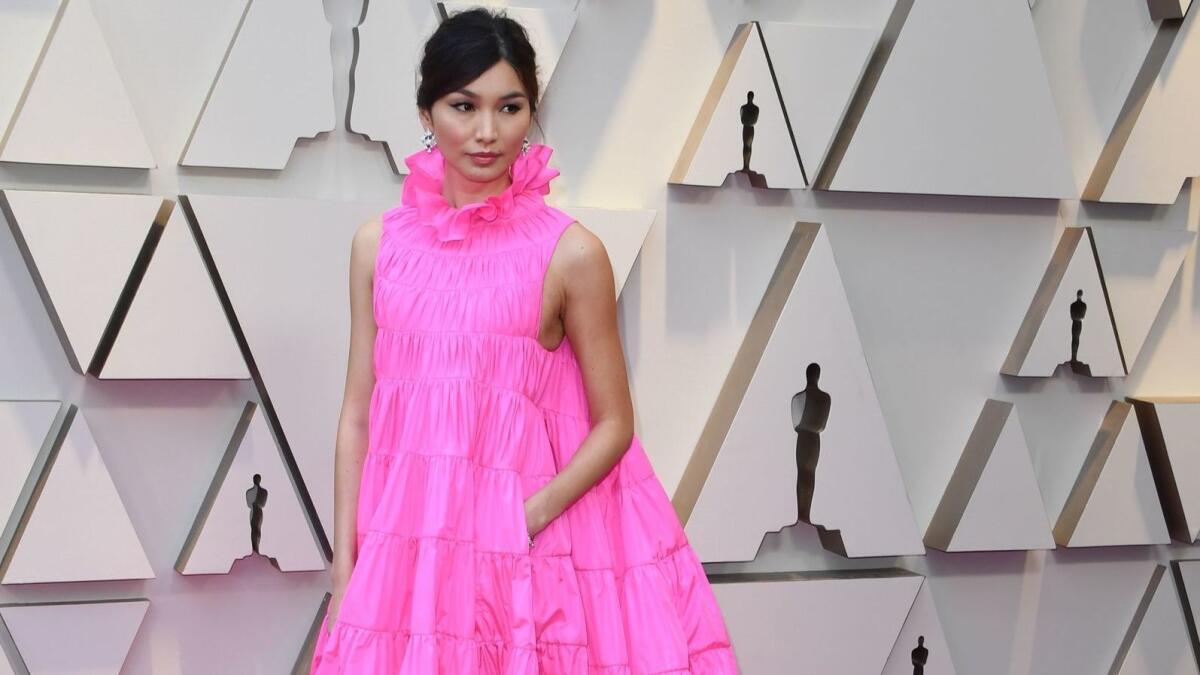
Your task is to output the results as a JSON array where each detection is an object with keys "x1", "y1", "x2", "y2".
[{"x1": 309, "y1": 142, "x2": 739, "y2": 674}]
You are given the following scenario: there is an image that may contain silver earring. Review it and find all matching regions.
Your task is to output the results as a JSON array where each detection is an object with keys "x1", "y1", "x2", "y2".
[
  {"x1": 522, "y1": 137, "x2": 530, "y2": 154},
  {"x1": 422, "y1": 129, "x2": 435, "y2": 153}
]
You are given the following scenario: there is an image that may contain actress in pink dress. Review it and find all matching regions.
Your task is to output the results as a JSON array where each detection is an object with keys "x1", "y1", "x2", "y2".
[{"x1": 309, "y1": 7, "x2": 738, "y2": 673}]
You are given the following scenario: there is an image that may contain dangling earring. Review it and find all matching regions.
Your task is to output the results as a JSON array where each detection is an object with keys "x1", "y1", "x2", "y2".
[
  {"x1": 422, "y1": 129, "x2": 435, "y2": 153},
  {"x1": 521, "y1": 137, "x2": 530, "y2": 155}
]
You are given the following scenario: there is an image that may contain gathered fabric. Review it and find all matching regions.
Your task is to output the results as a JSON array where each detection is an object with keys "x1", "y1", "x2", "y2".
[{"x1": 309, "y1": 143, "x2": 739, "y2": 674}]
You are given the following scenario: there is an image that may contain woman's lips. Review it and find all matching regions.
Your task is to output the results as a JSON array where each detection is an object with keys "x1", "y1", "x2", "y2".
[{"x1": 469, "y1": 152, "x2": 500, "y2": 166}]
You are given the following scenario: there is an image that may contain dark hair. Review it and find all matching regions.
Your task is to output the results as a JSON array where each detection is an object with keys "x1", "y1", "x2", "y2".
[{"x1": 417, "y1": 7, "x2": 542, "y2": 133}]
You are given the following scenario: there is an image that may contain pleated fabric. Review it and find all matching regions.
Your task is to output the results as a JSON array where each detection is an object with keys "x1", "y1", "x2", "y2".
[{"x1": 309, "y1": 143, "x2": 739, "y2": 674}]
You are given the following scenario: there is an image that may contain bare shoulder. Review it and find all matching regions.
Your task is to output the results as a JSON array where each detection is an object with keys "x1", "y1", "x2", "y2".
[
  {"x1": 350, "y1": 214, "x2": 383, "y2": 277},
  {"x1": 554, "y1": 221, "x2": 613, "y2": 280},
  {"x1": 354, "y1": 214, "x2": 383, "y2": 247}
]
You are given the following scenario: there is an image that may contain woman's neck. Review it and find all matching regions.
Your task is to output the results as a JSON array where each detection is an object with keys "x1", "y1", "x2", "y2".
[{"x1": 441, "y1": 164, "x2": 514, "y2": 208}]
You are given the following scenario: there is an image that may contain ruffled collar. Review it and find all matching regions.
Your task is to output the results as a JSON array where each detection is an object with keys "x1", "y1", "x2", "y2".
[{"x1": 401, "y1": 142, "x2": 560, "y2": 242}]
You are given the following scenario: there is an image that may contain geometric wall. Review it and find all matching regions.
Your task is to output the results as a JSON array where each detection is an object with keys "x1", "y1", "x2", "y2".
[
  {"x1": 345, "y1": 0, "x2": 441, "y2": 173},
  {"x1": 1000, "y1": 221, "x2": 1192, "y2": 377},
  {"x1": 4, "y1": 0, "x2": 1200, "y2": 672},
  {"x1": 1054, "y1": 400, "x2": 1171, "y2": 548},
  {"x1": 671, "y1": 20, "x2": 877, "y2": 190},
  {"x1": 881, "y1": 579, "x2": 957, "y2": 675},
  {"x1": 1092, "y1": 226, "x2": 1195, "y2": 372},
  {"x1": 925, "y1": 399, "x2": 1055, "y2": 553},
  {"x1": 1002, "y1": 227, "x2": 1125, "y2": 377},
  {"x1": 1171, "y1": 559, "x2": 1200, "y2": 669},
  {"x1": 707, "y1": 569, "x2": 924, "y2": 673},
  {"x1": 183, "y1": 193, "x2": 383, "y2": 544},
  {"x1": 100, "y1": 202, "x2": 249, "y2": 379},
  {"x1": 1131, "y1": 397, "x2": 1200, "y2": 544},
  {"x1": 671, "y1": 22, "x2": 809, "y2": 189},
  {"x1": 1109, "y1": 565, "x2": 1196, "y2": 675},
  {"x1": 761, "y1": 22, "x2": 877, "y2": 186},
  {"x1": 822, "y1": 0, "x2": 1076, "y2": 198},
  {"x1": 0, "y1": 400, "x2": 62, "y2": 584},
  {"x1": 179, "y1": 0, "x2": 335, "y2": 170},
  {"x1": 0, "y1": 189, "x2": 248, "y2": 379},
  {"x1": 176, "y1": 401, "x2": 326, "y2": 575},
  {"x1": 1, "y1": 403, "x2": 154, "y2": 585},
  {"x1": 1085, "y1": 5, "x2": 1200, "y2": 204},
  {"x1": 708, "y1": 569, "x2": 956, "y2": 674},
  {"x1": 1, "y1": 190, "x2": 169, "y2": 375},
  {"x1": 0, "y1": 0, "x2": 155, "y2": 168},
  {"x1": 0, "y1": 599, "x2": 149, "y2": 673},
  {"x1": 679, "y1": 222, "x2": 923, "y2": 561}
]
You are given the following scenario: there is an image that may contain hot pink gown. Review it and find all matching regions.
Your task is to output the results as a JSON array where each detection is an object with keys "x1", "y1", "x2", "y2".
[{"x1": 309, "y1": 142, "x2": 739, "y2": 674}]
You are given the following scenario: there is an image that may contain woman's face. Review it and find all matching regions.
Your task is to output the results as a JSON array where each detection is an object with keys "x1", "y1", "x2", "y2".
[{"x1": 420, "y1": 60, "x2": 532, "y2": 185}]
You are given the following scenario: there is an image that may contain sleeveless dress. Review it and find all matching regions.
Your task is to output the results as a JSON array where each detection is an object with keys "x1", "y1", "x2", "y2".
[{"x1": 308, "y1": 142, "x2": 739, "y2": 674}]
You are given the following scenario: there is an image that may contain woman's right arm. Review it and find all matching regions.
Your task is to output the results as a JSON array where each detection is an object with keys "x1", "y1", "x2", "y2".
[{"x1": 327, "y1": 215, "x2": 381, "y2": 624}]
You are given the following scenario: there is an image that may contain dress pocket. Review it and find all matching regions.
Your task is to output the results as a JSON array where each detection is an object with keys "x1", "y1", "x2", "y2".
[{"x1": 518, "y1": 492, "x2": 534, "y2": 554}]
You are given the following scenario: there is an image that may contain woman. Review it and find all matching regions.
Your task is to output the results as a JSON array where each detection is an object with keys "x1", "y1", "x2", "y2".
[{"x1": 310, "y1": 8, "x2": 738, "y2": 673}]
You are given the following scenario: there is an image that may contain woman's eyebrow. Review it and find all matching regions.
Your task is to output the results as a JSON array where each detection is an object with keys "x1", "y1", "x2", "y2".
[{"x1": 454, "y1": 88, "x2": 527, "y2": 100}]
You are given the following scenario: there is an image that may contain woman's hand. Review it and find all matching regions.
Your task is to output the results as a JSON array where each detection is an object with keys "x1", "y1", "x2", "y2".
[
  {"x1": 324, "y1": 559, "x2": 355, "y2": 634},
  {"x1": 524, "y1": 489, "x2": 561, "y2": 538}
]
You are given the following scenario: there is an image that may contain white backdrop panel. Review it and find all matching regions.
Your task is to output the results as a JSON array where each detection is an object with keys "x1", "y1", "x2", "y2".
[
  {"x1": 829, "y1": 0, "x2": 1075, "y2": 198},
  {"x1": 0, "y1": 599, "x2": 148, "y2": 674},
  {"x1": 686, "y1": 223, "x2": 922, "y2": 560},
  {"x1": 710, "y1": 571, "x2": 922, "y2": 674},
  {"x1": 180, "y1": 0, "x2": 335, "y2": 169},
  {"x1": 0, "y1": 0, "x2": 154, "y2": 168}
]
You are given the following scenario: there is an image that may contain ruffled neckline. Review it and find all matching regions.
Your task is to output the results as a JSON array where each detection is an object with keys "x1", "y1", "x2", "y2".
[{"x1": 400, "y1": 142, "x2": 560, "y2": 242}]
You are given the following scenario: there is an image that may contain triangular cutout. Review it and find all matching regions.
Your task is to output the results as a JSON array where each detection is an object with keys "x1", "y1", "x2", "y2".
[
  {"x1": 177, "y1": 401, "x2": 325, "y2": 574},
  {"x1": 1131, "y1": 398, "x2": 1200, "y2": 544},
  {"x1": 0, "y1": 599, "x2": 148, "y2": 673},
  {"x1": 1170, "y1": 559, "x2": 1200, "y2": 666},
  {"x1": 758, "y1": 22, "x2": 877, "y2": 181},
  {"x1": 179, "y1": 0, "x2": 335, "y2": 169},
  {"x1": 707, "y1": 569, "x2": 922, "y2": 672},
  {"x1": 1, "y1": 406, "x2": 154, "y2": 584},
  {"x1": 0, "y1": 190, "x2": 167, "y2": 373},
  {"x1": 882, "y1": 579, "x2": 958, "y2": 674},
  {"x1": 679, "y1": 222, "x2": 922, "y2": 560},
  {"x1": 1085, "y1": 7, "x2": 1200, "y2": 203},
  {"x1": 1055, "y1": 401, "x2": 1170, "y2": 547},
  {"x1": 0, "y1": 0, "x2": 59, "y2": 138},
  {"x1": 1110, "y1": 565, "x2": 1198, "y2": 674},
  {"x1": 101, "y1": 204, "x2": 247, "y2": 379},
  {"x1": 926, "y1": 399, "x2": 1054, "y2": 552},
  {"x1": 670, "y1": 22, "x2": 805, "y2": 189},
  {"x1": 0, "y1": 400, "x2": 62, "y2": 559},
  {"x1": 185, "y1": 193, "x2": 381, "y2": 558},
  {"x1": 826, "y1": 0, "x2": 1074, "y2": 198},
  {"x1": 1002, "y1": 227, "x2": 1125, "y2": 377},
  {"x1": 346, "y1": 0, "x2": 441, "y2": 174},
  {"x1": 1090, "y1": 226, "x2": 1194, "y2": 370},
  {"x1": 0, "y1": 0, "x2": 154, "y2": 167}
]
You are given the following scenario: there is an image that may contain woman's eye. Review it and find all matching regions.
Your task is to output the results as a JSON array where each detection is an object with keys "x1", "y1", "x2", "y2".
[{"x1": 450, "y1": 102, "x2": 521, "y2": 114}]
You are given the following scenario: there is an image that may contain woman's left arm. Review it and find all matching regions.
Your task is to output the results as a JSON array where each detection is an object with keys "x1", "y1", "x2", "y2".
[{"x1": 525, "y1": 223, "x2": 635, "y2": 535}]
